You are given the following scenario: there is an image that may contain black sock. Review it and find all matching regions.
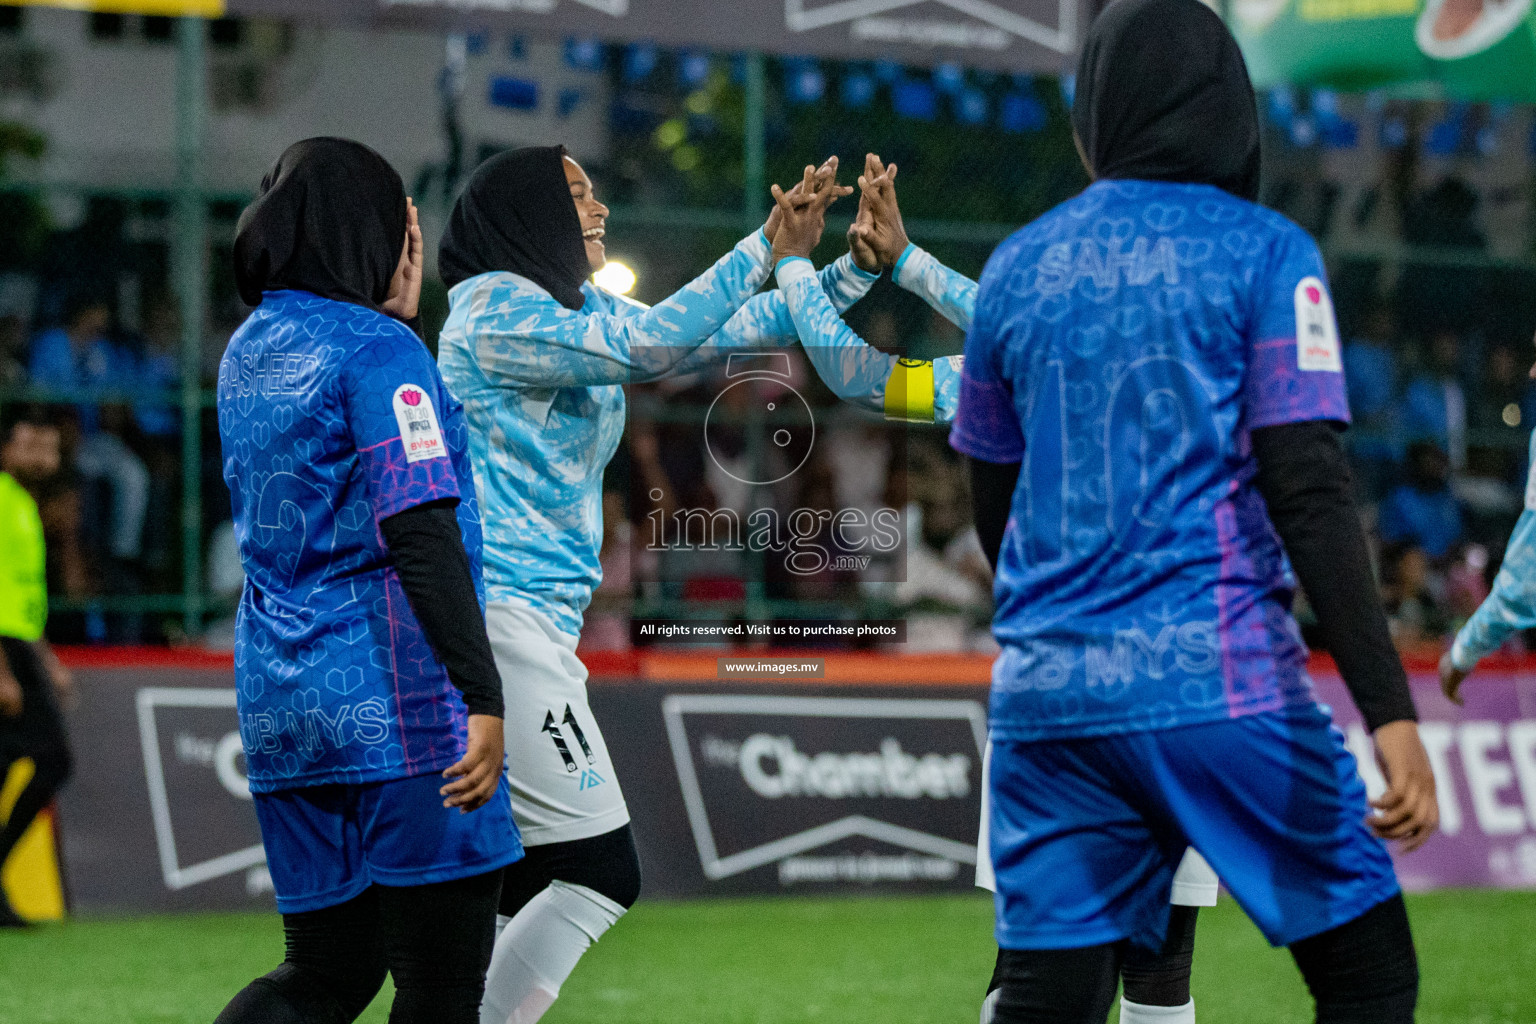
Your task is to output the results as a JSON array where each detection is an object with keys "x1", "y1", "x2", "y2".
[
  {"x1": 1290, "y1": 894, "x2": 1418, "y2": 1024},
  {"x1": 213, "y1": 964, "x2": 353, "y2": 1024},
  {"x1": 988, "y1": 945, "x2": 1122, "y2": 1023},
  {"x1": 216, "y1": 890, "x2": 388, "y2": 1024},
  {"x1": 1121, "y1": 905, "x2": 1199, "y2": 1006},
  {"x1": 380, "y1": 869, "x2": 504, "y2": 1024}
]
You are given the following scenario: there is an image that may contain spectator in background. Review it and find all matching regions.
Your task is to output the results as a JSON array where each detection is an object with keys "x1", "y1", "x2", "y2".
[
  {"x1": 1399, "y1": 176, "x2": 1488, "y2": 338},
  {"x1": 1342, "y1": 302, "x2": 1403, "y2": 500},
  {"x1": 1378, "y1": 541, "x2": 1448, "y2": 650},
  {"x1": 1467, "y1": 343, "x2": 1534, "y2": 487},
  {"x1": 1379, "y1": 441, "x2": 1465, "y2": 560},
  {"x1": 1403, "y1": 329, "x2": 1467, "y2": 472},
  {"x1": 0, "y1": 315, "x2": 26, "y2": 389},
  {"x1": 28, "y1": 298, "x2": 150, "y2": 580},
  {"x1": 0, "y1": 409, "x2": 74, "y2": 928},
  {"x1": 126, "y1": 296, "x2": 183, "y2": 586},
  {"x1": 583, "y1": 490, "x2": 635, "y2": 652}
]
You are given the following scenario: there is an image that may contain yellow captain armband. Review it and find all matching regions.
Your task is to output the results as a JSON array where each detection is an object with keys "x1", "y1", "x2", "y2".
[{"x1": 883, "y1": 358, "x2": 936, "y2": 423}]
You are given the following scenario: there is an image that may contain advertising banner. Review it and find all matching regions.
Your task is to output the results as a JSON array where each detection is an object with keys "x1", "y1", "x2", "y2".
[
  {"x1": 1314, "y1": 670, "x2": 1536, "y2": 891},
  {"x1": 214, "y1": 0, "x2": 1085, "y2": 75},
  {"x1": 1230, "y1": 0, "x2": 1536, "y2": 100},
  {"x1": 58, "y1": 664, "x2": 275, "y2": 915},
  {"x1": 42, "y1": 653, "x2": 1536, "y2": 914}
]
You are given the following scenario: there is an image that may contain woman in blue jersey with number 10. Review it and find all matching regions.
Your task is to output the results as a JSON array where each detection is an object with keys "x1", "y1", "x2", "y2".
[
  {"x1": 783, "y1": 155, "x2": 1221, "y2": 1024},
  {"x1": 949, "y1": 2, "x2": 1437, "y2": 1021},
  {"x1": 215, "y1": 138, "x2": 522, "y2": 1024}
]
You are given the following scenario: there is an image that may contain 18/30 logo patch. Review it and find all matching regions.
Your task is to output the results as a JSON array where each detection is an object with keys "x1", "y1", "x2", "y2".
[
  {"x1": 1294, "y1": 276, "x2": 1341, "y2": 372},
  {"x1": 392, "y1": 384, "x2": 447, "y2": 463}
]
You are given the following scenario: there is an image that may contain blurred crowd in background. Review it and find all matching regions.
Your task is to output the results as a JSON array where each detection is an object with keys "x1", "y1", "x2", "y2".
[
  {"x1": 5, "y1": 15, "x2": 1536, "y2": 656},
  {"x1": 5, "y1": 237, "x2": 1531, "y2": 658}
]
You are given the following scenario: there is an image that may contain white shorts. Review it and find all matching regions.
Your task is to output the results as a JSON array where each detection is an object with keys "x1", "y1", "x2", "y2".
[
  {"x1": 486, "y1": 601, "x2": 631, "y2": 846},
  {"x1": 974, "y1": 741, "x2": 1219, "y2": 907}
]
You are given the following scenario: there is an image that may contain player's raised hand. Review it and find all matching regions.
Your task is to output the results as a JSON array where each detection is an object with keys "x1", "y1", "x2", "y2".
[
  {"x1": 766, "y1": 156, "x2": 843, "y2": 242},
  {"x1": 847, "y1": 187, "x2": 880, "y2": 273},
  {"x1": 1438, "y1": 651, "x2": 1470, "y2": 706},
  {"x1": 441, "y1": 713, "x2": 505, "y2": 813},
  {"x1": 382, "y1": 196, "x2": 424, "y2": 322},
  {"x1": 1369, "y1": 719, "x2": 1439, "y2": 852},
  {"x1": 854, "y1": 153, "x2": 911, "y2": 269},
  {"x1": 770, "y1": 159, "x2": 850, "y2": 265}
]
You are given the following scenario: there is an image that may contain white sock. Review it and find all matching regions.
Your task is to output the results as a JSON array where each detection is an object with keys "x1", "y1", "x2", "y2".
[
  {"x1": 479, "y1": 881, "x2": 627, "y2": 1024},
  {"x1": 1120, "y1": 998, "x2": 1195, "y2": 1024}
]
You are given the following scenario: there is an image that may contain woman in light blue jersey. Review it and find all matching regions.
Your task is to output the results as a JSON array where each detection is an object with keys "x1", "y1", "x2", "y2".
[{"x1": 435, "y1": 146, "x2": 852, "y2": 1024}]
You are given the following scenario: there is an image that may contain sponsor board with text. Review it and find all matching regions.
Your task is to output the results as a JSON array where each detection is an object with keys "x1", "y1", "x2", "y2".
[{"x1": 47, "y1": 661, "x2": 1536, "y2": 912}]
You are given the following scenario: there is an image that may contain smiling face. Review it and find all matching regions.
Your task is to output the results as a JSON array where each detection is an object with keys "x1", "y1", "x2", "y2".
[{"x1": 564, "y1": 155, "x2": 609, "y2": 272}]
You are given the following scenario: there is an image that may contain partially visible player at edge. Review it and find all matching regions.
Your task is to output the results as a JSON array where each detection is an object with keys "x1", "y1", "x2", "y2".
[
  {"x1": 214, "y1": 138, "x2": 522, "y2": 1024},
  {"x1": 781, "y1": 154, "x2": 1219, "y2": 1024},
  {"x1": 1441, "y1": 328, "x2": 1536, "y2": 702},
  {"x1": 959, "y1": 1, "x2": 1437, "y2": 1020},
  {"x1": 0, "y1": 409, "x2": 74, "y2": 929},
  {"x1": 435, "y1": 146, "x2": 850, "y2": 1024}
]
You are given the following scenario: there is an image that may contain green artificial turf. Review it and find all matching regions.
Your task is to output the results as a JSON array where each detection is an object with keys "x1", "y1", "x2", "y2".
[{"x1": 1, "y1": 891, "x2": 1532, "y2": 1023}]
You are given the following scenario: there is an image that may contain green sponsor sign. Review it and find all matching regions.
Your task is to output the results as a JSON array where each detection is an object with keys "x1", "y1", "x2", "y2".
[{"x1": 1230, "y1": 0, "x2": 1536, "y2": 100}]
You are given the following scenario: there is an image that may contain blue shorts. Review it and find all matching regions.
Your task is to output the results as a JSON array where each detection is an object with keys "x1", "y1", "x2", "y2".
[
  {"x1": 254, "y1": 771, "x2": 524, "y2": 914},
  {"x1": 989, "y1": 705, "x2": 1400, "y2": 951}
]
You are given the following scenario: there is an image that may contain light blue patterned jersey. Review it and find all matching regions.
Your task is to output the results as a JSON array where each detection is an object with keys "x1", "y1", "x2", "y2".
[
  {"x1": 1451, "y1": 431, "x2": 1536, "y2": 670},
  {"x1": 789, "y1": 244, "x2": 969, "y2": 423},
  {"x1": 437, "y1": 231, "x2": 877, "y2": 635}
]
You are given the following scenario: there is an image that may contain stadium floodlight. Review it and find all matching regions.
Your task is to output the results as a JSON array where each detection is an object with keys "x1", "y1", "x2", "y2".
[{"x1": 594, "y1": 260, "x2": 637, "y2": 295}]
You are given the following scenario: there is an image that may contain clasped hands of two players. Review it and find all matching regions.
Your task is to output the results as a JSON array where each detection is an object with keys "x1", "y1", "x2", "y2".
[{"x1": 765, "y1": 153, "x2": 910, "y2": 270}]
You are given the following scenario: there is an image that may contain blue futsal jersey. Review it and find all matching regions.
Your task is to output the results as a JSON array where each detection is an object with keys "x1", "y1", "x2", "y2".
[
  {"x1": 952, "y1": 179, "x2": 1351, "y2": 742},
  {"x1": 219, "y1": 290, "x2": 483, "y2": 793}
]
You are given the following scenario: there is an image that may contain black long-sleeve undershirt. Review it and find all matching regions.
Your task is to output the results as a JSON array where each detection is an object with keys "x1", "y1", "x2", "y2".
[
  {"x1": 968, "y1": 456, "x2": 1020, "y2": 575},
  {"x1": 378, "y1": 499, "x2": 503, "y2": 719},
  {"x1": 968, "y1": 419, "x2": 1416, "y2": 733},
  {"x1": 1251, "y1": 420, "x2": 1416, "y2": 731}
]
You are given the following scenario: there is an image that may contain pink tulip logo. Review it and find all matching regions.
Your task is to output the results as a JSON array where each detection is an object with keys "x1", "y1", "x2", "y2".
[
  {"x1": 1305, "y1": 285, "x2": 1322, "y2": 305},
  {"x1": 401, "y1": 389, "x2": 422, "y2": 407}
]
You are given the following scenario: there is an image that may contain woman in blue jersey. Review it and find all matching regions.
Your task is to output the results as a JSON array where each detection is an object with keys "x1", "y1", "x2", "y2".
[
  {"x1": 435, "y1": 147, "x2": 850, "y2": 1024},
  {"x1": 940, "y1": 3, "x2": 1440, "y2": 1021},
  {"x1": 782, "y1": 155, "x2": 1221, "y2": 1024},
  {"x1": 215, "y1": 138, "x2": 522, "y2": 1024}
]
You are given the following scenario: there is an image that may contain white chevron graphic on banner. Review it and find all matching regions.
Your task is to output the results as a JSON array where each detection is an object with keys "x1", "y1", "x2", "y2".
[
  {"x1": 662, "y1": 694, "x2": 989, "y2": 882},
  {"x1": 786, "y1": 0, "x2": 1076, "y2": 53},
  {"x1": 380, "y1": 0, "x2": 627, "y2": 16}
]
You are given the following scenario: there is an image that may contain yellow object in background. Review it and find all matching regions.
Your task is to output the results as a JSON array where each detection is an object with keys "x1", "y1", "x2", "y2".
[
  {"x1": 10, "y1": 0, "x2": 224, "y2": 15},
  {"x1": 0, "y1": 758, "x2": 66, "y2": 922}
]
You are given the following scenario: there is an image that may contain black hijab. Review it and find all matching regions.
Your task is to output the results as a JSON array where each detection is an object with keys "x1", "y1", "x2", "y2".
[
  {"x1": 233, "y1": 138, "x2": 406, "y2": 311},
  {"x1": 1071, "y1": 0, "x2": 1261, "y2": 203},
  {"x1": 438, "y1": 146, "x2": 591, "y2": 311}
]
